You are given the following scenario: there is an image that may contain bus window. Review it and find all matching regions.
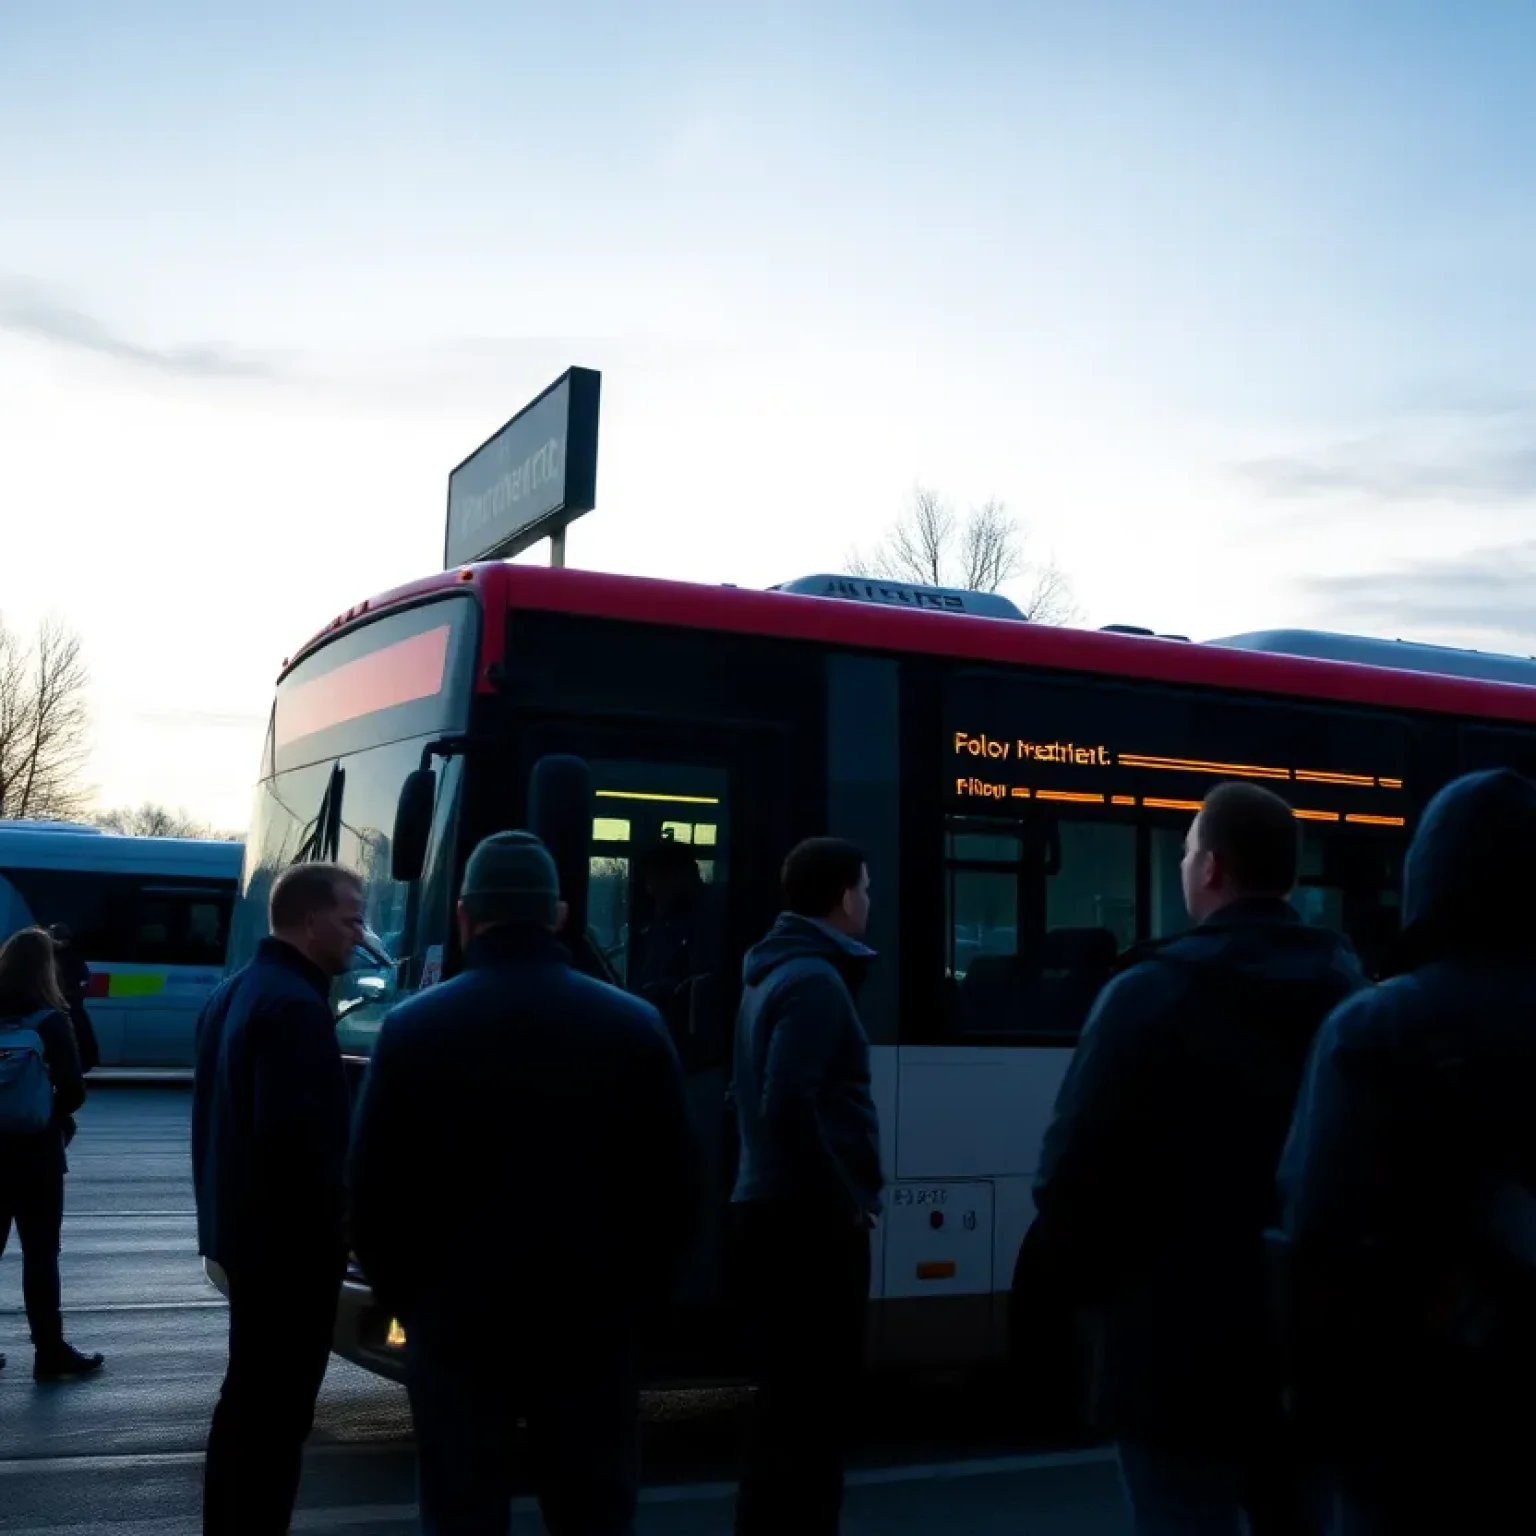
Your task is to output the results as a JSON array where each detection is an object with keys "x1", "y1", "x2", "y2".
[
  {"x1": 129, "y1": 888, "x2": 232, "y2": 967},
  {"x1": 944, "y1": 813, "x2": 1134, "y2": 1041},
  {"x1": 1294, "y1": 826, "x2": 1402, "y2": 979},
  {"x1": 1150, "y1": 826, "x2": 1190, "y2": 939},
  {"x1": 1154, "y1": 819, "x2": 1401, "y2": 971},
  {"x1": 1049, "y1": 821, "x2": 1136, "y2": 951},
  {"x1": 3, "y1": 869, "x2": 233, "y2": 967}
]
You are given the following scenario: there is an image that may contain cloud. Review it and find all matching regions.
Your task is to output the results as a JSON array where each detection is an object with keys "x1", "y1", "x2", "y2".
[
  {"x1": 1300, "y1": 540, "x2": 1536, "y2": 646},
  {"x1": 0, "y1": 280, "x2": 275, "y2": 380},
  {"x1": 0, "y1": 277, "x2": 737, "y2": 402},
  {"x1": 1233, "y1": 410, "x2": 1536, "y2": 505}
]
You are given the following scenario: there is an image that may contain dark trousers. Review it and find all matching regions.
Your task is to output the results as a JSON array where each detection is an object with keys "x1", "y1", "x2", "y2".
[
  {"x1": 0, "y1": 1156, "x2": 65, "y2": 1350},
  {"x1": 405, "y1": 1329, "x2": 640, "y2": 1536},
  {"x1": 734, "y1": 1200, "x2": 872, "y2": 1536},
  {"x1": 1324, "y1": 1420, "x2": 1536, "y2": 1534},
  {"x1": 203, "y1": 1262, "x2": 341, "y2": 1535},
  {"x1": 1118, "y1": 1435, "x2": 1317, "y2": 1536}
]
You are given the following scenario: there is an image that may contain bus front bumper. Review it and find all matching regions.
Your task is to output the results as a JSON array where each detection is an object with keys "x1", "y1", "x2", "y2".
[{"x1": 201, "y1": 1257, "x2": 410, "y2": 1384}]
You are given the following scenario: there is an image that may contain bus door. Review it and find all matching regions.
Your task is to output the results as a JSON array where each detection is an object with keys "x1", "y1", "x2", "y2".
[{"x1": 510, "y1": 718, "x2": 799, "y2": 1363}]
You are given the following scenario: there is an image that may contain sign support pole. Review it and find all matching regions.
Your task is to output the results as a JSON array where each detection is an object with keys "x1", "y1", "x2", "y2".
[{"x1": 550, "y1": 528, "x2": 567, "y2": 569}]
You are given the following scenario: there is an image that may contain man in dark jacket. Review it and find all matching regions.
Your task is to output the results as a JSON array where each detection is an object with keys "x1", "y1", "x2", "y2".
[
  {"x1": 48, "y1": 925, "x2": 100, "y2": 1075},
  {"x1": 730, "y1": 836, "x2": 882, "y2": 1536},
  {"x1": 348, "y1": 831, "x2": 697, "y2": 1536},
  {"x1": 192, "y1": 863, "x2": 362, "y2": 1536},
  {"x1": 1034, "y1": 782, "x2": 1363, "y2": 1534},
  {"x1": 1280, "y1": 768, "x2": 1536, "y2": 1532}
]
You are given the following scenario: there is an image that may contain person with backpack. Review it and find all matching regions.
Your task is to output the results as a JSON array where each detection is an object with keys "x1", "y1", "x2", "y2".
[
  {"x1": 1279, "y1": 768, "x2": 1536, "y2": 1532},
  {"x1": 1033, "y1": 782, "x2": 1364, "y2": 1534},
  {"x1": 0, "y1": 926, "x2": 102, "y2": 1381}
]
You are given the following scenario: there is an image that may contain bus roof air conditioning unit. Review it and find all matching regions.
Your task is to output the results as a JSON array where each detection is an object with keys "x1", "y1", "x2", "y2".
[{"x1": 771, "y1": 574, "x2": 1028, "y2": 621}]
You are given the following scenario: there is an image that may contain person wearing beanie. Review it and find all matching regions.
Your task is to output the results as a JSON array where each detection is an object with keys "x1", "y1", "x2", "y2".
[
  {"x1": 1280, "y1": 769, "x2": 1536, "y2": 1531},
  {"x1": 348, "y1": 830, "x2": 698, "y2": 1536}
]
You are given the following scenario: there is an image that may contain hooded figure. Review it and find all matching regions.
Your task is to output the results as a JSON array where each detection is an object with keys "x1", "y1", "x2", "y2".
[
  {"x1": 1280, "y1": 768, "x2": 1536, "y2": 1528},
  {"x1": 729, "y1": 837, "x2": 882, "y2": 1536}
]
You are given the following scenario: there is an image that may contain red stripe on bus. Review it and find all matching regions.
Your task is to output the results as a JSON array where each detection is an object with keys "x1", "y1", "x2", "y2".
[{"x1": 276, "y1": 624, "x2": 450, "y2": 748}]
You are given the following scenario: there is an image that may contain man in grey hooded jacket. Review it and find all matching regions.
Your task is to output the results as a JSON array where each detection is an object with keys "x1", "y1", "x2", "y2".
[{"x1": 730, "y1": 836, "x2": 882, "y2": 1536}]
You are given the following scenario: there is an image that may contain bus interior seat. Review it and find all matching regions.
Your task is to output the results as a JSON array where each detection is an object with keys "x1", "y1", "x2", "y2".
[{"x1": 955, "y1": 928, "x2": 1119, "y2": 1038}]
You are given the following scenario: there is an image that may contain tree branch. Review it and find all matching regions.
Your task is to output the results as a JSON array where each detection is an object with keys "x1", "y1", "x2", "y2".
[
  {"x1": 847, "y1": 486, "x2": 1078, "y2": 622},
  {"x1": 0, "y1": 614, "x2": 90, "y2": 820}
]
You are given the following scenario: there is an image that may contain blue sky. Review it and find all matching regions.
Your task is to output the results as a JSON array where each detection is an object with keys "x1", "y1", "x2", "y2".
[{"x1": 4, "y1": 1, "x2": 1536, "y2": 828}]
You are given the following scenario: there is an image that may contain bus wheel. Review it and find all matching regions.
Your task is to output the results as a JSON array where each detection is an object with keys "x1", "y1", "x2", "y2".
[{"x1": 1007, "y1": 1236, "x2": 1092, "y2": 1442}]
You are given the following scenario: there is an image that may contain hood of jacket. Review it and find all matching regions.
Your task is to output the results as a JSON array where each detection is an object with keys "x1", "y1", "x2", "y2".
[
  {"x1": 1397, "y1": 767, "x2": 1536, "y2": 965},
  {"x1": 741, "y1": 912, "x2": 876, "y2": 990}
]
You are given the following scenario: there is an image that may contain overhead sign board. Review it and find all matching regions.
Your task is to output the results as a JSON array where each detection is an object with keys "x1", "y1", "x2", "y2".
[{"x1": 443, "y1": 367, "x2": 601, "y2": 569}]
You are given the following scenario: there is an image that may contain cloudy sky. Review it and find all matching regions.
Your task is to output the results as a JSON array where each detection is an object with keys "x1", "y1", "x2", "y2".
[{"x1": 4, "y1": 0, "x2": 1535, "y2": 830}]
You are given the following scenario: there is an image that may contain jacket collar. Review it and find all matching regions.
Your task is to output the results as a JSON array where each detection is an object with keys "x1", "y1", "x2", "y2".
[
  {"x1": 1197, "y1": 896, "x2": 1300, "y2": 932},
  {"x1": 463, "y1": 926, "x2": 571, "y2": 971},
  {"x1": 256, "y1": 936, "x2": 332, "y2": 999}
]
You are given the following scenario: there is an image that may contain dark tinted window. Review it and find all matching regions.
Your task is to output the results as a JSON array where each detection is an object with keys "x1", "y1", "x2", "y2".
[
  {"x1": 233, "y1": 734, "x2": 457, "y2": 1054},
  {"x1": 3, "y1": 870, "x2": 234, "y2": 967},
  {"x1": 946, "y1": 816, "x2": 1135, "y2": 1041},
  {"x1": 924, "y1": 670, "x2": 1414, "y2": 1044},
  {"x1": 1460, "y1": 725, "x2": 1536, "y2": 779}
]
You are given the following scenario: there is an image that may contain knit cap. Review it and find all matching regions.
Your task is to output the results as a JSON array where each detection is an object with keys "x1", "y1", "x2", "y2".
[{"x1": 460, "y1": 830, "x2": 560, "y2": 928}]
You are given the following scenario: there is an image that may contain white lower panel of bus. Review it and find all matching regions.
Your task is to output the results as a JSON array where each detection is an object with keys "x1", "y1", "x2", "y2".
[
  {"x1": 880, "y1": 1180, "x2": 994, "y2": 1300},
  {"x1": 880, "y1": 1044, "x2": 1075, "y2": 1300}
]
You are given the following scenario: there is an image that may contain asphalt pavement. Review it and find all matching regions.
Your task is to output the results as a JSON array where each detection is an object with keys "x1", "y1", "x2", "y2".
[{"x1": 0, "y1": 1088, "x2": 1131, "y2": 1533}]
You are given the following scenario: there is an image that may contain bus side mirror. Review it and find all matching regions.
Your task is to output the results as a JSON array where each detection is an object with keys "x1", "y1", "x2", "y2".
[
  {"x1": 528, "y1": 754, "x2": 593, "y2": 942},
  {"x1": 391, "y1": 769, "x2": 437, "y2": 882}
]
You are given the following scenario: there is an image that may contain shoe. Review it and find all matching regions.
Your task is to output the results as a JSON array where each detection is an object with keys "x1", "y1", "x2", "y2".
[{"x1": 33, "y1": 1343, "x2": 104, "y2": 1382}]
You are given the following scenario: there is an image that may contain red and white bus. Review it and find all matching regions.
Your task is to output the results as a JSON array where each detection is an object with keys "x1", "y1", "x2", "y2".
[{"x1": 221, "y1": 562, "x2": 1536, "y2": 1396}]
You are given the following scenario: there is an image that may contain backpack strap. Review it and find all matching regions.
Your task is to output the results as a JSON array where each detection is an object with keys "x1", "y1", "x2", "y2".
[{"x1": 0, "y1": 1008, "x2": 55, "y2": 1035}]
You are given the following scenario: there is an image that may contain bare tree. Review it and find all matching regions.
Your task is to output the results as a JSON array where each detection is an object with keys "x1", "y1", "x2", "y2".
[
  {"x1": 847, "y1": 485, "x2": 1079, "y2": 624},
  {"x1": 94, "y1": 802, "x2": 239, "y2": 841},
  {"x1": 0, "y1": 616, "x2": 91, "y2": 821}
]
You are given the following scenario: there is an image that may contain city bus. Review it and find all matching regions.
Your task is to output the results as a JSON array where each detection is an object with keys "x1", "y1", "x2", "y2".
[
  {"x1": 0, "y1": 823, "x2": 243, "y2": 1069},
  {"x1": 222, "y1": 561, "x2": 1536, "y2": 1399}
]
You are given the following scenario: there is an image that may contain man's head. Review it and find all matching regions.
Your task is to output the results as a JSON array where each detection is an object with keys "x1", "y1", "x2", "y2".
[
  {"x1": 269, "y1": 863, "x2": 366, "y2": 977},
  {"x1": 457, "y1": 830, "x2": 567, "y2": 946},
  {"x1": 1181, "y1": 781, "x2": 1299, "y2": 925},
  {"x1": 781, "y1": 836, "x2": 870, "y2": 939}
]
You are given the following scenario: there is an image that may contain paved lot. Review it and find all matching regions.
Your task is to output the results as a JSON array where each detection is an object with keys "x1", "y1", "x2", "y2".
[{"x1": 0, "y1": 1088, "x2": 1130, "y2": 1532}]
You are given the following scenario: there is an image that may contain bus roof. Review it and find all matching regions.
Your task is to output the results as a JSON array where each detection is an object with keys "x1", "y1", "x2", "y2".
[
  {"x1": 285, "y1": 563, "x2": 1536, "y2": 728},
  {"x1": 0, "y1": 828, "x2": 244, "y2": 877}
]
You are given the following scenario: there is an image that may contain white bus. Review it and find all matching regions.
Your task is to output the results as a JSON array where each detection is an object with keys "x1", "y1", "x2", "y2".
[{"x1": 0, "y1": 822, "x2": 243, "y2": 1069}]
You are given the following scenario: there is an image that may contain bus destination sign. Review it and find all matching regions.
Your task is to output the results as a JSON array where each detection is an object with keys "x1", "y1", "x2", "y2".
[{"x1": 443, "y1": 366, "x2": 602, "y2": 569}]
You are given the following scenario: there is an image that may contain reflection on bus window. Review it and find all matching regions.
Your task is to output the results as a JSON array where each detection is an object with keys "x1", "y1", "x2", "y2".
[
  {"x1": 583, "y1": 762, "x2": 730, "y2": 1069},
  {"x1": 944, "y1": 815, "x2": 1132, "y2": 1042},
  {"x1": 1150, "y1": 827, "x2": 1190, "y2": 940},
  {"x1": 632, "y1": 840, "x2": 723, "y2": 1007},
  {"x1": 589, "y1": 855, "x2": 630, "y2": 980}
]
